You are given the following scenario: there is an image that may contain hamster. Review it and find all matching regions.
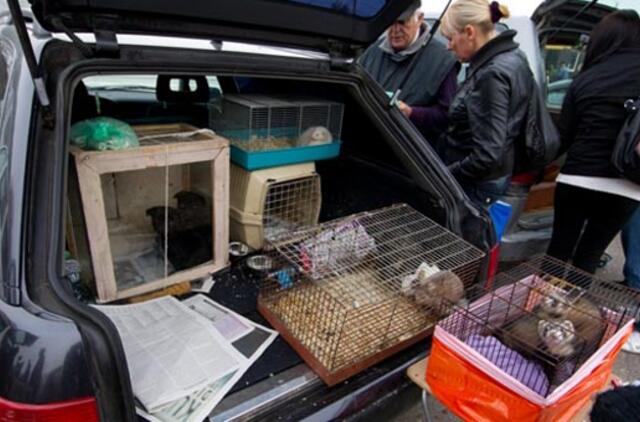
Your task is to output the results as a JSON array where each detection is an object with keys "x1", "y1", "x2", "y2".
[{"x1": 296, "y1": 126, "x2": 332, "y2": 147}]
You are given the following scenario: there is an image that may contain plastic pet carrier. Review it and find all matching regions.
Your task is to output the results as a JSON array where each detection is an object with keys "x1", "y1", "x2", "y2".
[{"x1": 229, "y1": 162, "x2": 321, "y2": 249}]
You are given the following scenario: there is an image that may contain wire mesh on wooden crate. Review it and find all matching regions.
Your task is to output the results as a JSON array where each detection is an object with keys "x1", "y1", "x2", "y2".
[
  {"x1": 258, "y1": 203, "x2": 485, "y2": 382},
  {"x1": 439, "y1": 255, "x2": 640, "y2": 397}
]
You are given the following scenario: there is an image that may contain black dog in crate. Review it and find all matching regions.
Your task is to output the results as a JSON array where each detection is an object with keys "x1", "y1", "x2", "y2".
[{"x1": 146, "y1": 191, "x2": 212, "y2": 271}]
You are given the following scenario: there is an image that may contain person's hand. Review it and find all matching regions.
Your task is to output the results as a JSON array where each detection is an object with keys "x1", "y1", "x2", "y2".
[{"x1": 397, "y1": 100, "x2": 412, "y2": 118}]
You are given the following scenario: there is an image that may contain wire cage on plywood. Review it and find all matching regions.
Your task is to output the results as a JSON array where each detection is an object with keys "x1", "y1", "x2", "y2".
[
  {"x1": 229, "y1": 163, "x2": 321, "y2": 249},
  {"x1": 257, "y1": 203, "x2": 486, "y2": 385},
  {"x1": 435, "y1": 255, "x2": 640, "y2": 398}
]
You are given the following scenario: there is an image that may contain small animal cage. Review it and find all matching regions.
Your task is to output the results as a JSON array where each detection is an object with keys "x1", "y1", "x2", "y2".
[
  {"x1": 257, "y1": 203, "x2": 485, "y2": 385},
  {"x1": 210, "y1": 95, "x2": 344, "y2": 170},
  {"x1": 229, "y1": 163, "x2": 321, "y2": 249},
  {"x1": 426, "y1": 255, "x2": 640, "y2": 421},
  {"x1": 211, "y1": 94, "x2": 344, "y2": 142}
]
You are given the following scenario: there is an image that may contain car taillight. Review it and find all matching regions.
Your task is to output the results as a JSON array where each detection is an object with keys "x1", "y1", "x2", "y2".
[
  {"x1": 0, "y1": 396, "x2": 98, "y2": 422},
  {"x1": 484, "y1": 245, "x2": 501, "y2": 289}
]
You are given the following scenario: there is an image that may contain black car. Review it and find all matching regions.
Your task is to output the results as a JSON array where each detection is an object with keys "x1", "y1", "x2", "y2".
[{"x1": 0, "y1": 1, "x2": 502, "y2": 420}]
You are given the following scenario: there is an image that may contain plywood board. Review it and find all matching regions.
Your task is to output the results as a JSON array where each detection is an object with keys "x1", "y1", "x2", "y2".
[{"x1": 259, "y1": 297, "x2": 433, "y2": 386}]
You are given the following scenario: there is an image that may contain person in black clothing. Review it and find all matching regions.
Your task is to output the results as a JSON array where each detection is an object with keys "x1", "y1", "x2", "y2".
[
  {"x1": 438, "y1": 0, "x2": 535, "y2": 207},
  {"x1": 547, "y1": 10, "x2": 640, "y2": 274}
]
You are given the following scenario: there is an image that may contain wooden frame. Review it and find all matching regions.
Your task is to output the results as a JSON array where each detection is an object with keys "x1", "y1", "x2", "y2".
[
  {"x1": 258, "y1": 298, "x2": 433, "y2": 386},
  {"x1": 70, "y1": 124, "x2": 229, "y2": 303}
]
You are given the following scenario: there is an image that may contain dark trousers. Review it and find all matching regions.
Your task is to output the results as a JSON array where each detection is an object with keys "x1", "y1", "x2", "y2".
[
  {"x1": 622, "y1": 207, "x2": 640, "y2": 287},
  {"x1": 547, "y1": 183, "x2": 639, "y2": 274}
]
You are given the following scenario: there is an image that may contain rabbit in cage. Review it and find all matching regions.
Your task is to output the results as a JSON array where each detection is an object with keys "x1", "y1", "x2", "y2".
[
  {"x1": 403, "y1": 268, "x2": 465, "y2": 317},
  {"x1": 401, "y1": 263, "x2": 440, "y2": 295}
]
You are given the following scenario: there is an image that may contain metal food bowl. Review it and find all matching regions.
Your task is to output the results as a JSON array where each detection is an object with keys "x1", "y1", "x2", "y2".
[
  {"x1": 229, "y1": 241, "x2": 250, "y2": 258},
  {"x1": 247, "y1": 255, "x2": 273, "y2": 272}
]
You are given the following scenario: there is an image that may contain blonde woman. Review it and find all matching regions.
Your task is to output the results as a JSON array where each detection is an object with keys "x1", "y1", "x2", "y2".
[{"x1": 438, "y1": 0, "x2": 535, "y2": 207}]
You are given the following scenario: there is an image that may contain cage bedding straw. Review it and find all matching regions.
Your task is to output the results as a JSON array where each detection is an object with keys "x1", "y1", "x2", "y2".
[
  {"x1": 437, "y1": 257, "x2": 640, "y2": 397},
  {"x1": 266, "y1": 268, "x2": 438, "y2": 371},
  {"x1": 230, "y1": 137, "x2": 295, "y2": 152},
  {"x1": 258, "y1": 204, "x2": 486, "y2": 382}
]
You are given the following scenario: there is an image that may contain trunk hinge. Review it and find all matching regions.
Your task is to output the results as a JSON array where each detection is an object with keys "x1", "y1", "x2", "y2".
[
  {"x1": 48, "y1": 16, "x2": 119, "y2": 58},
  {"x1": 7, "y1": 0, "x2": 54, "y2": 128},
  {"x1": 93, "y1": 17, "x2": 120, "y2": 58},
  {"x1": 327, "y1": 39, "x2": 353, "y2": 70},
  {"x1": 49, "y1": 17, "x2": 95, "y2": 58}
]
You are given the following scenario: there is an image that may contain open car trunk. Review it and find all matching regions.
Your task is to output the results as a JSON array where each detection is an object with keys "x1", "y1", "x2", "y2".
[
  {"x1": 24, "y1": 37, "x2": 491, "y2": 421},
  {"x1": 68, "y1": 73, "x2": 447, "y2": 418}
]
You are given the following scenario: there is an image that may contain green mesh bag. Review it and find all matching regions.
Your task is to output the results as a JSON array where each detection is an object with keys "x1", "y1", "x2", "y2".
[{"x1": 70, "y1": 117, "x2": 139, "y2": 151}]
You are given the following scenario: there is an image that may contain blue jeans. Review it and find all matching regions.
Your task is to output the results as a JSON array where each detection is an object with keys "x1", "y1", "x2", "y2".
[
  {"x1": 622, "y1": 207, "x2": 640, "y2": 288},
  {"x1": 460, "y1": 175, "x2": 511, "y2": 209}
]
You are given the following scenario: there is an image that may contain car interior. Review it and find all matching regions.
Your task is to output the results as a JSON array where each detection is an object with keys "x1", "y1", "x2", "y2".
[{"x1": 63, "y1": 71, "x2": 455, "y2": 399}]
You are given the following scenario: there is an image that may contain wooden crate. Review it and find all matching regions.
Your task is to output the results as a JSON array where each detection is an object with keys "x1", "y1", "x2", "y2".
[{"x1": 70, "y1": 123, "x2": 229, "y2": 302}]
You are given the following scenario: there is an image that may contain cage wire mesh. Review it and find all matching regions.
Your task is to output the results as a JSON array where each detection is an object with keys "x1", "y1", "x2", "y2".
[
  {"x1": 263, "y1": 175, "x2": 321, "y2": 241},
  {"x1": 210, "y1": 94, "x2": 344, "y2": 148},
  {"x1": 258, "y1": 203, "x2": 485, "y2": 375},
  {"x1": 229, "y1": 163, "x2": 321, "y2": 249},
  {"x1": 438, "y1": 255, "x2": 640, "y2": 397}
]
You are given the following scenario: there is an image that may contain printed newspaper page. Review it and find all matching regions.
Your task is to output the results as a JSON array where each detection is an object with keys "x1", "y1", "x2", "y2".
[
  {"x1": 93, "y1": 296, "x2": 243, "y2": 412},
  {"x1": 137, "y1": 295, "x2": 278, "y2": 422}
]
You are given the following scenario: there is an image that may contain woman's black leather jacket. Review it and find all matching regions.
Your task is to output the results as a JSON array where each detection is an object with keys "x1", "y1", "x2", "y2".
[{"x1": 440, "y1": 30, "x2": 534, "y2": 182}]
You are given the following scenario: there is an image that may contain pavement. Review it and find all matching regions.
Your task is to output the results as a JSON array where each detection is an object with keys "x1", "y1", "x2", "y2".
[{"x1": 381, "y1": 235, "x2": 639, "y2": 422}]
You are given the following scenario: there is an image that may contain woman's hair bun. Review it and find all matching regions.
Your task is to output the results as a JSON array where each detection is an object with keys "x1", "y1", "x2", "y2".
[{"x1": 489, "y1": 1, "x2": 510, "y2": 23}]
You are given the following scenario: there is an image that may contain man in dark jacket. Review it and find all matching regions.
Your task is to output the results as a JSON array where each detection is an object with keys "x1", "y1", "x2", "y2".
[{"x1": 358, "y1": 0, "x2": 459, "y2": 141}]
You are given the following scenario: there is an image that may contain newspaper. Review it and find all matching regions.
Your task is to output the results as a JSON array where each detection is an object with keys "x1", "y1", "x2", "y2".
[
  {"x1": 137, "y1": 295, "x2": 278, "y2": 422},
  {"x1": 92, "y1": 297, "x2": 243, "y2": 412}
]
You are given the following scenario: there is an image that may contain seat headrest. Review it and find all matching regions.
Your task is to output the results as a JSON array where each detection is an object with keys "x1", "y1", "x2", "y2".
[{"x1": 156, "y1": 75, "x2": 209, "y2": 103}]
